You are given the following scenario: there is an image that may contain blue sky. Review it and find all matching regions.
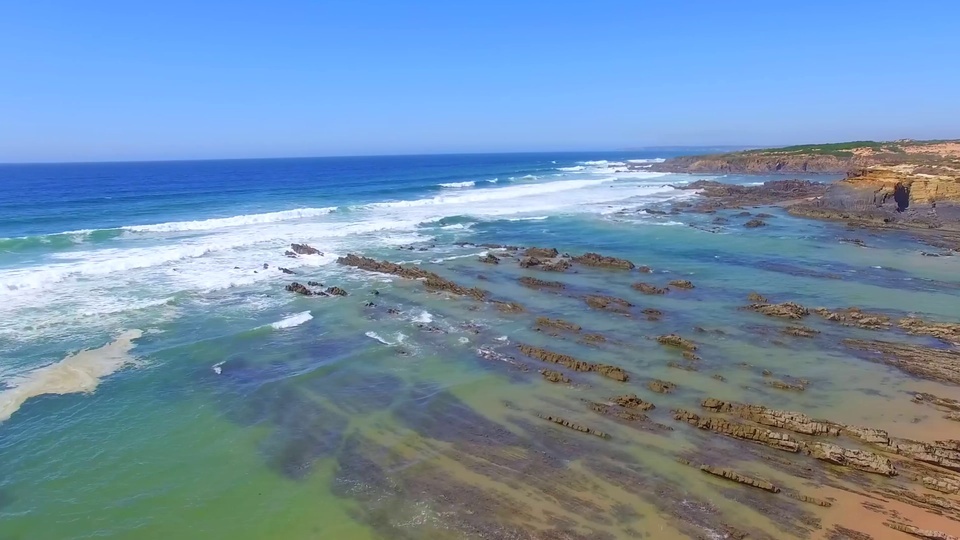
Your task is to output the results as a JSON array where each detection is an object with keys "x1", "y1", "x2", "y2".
[{"x1": 1, "y1": 1, "x2": 957, "y2": 162}]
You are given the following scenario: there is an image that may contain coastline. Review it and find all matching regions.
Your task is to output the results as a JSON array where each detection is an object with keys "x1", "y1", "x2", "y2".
[{"x1": 1, "y1": 153, "x2": 958, "y2": 539}]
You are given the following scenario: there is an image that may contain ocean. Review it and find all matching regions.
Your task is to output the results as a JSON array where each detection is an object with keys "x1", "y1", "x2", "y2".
[{"x1": 1, "y1": 152, "x2": 958, "y2": 539}]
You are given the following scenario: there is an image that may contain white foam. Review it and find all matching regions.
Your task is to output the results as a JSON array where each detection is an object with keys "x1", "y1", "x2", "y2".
[
  {"x1": 627, "y1": 158, "x2": 666, "y2": 164},
  {"x1": 487, "y1": 178, "x2": 499, "y2": 184},
  {"x1": 505, "y1": 216, "x2": 549, "y2": 222},
  {"x1": 212, "y1": 361, "x2": 225, "y2": 375},
  {"x1": 412, "y1": 310, "x2": 434, "y2": 324},
  {"x1": 0, "y1": 329, "x2": 143, "y2": 423},
  {"x1": 557, "y1": 166, "x2": 585, "y2": 172},
  {"x1": 124, "y1": 207, "x2": 338, "y2": 233},
  {"x1": 269, "y1": 311, "x2": 313, "y2": 330},
  {"x1": 438, "y1": 181, "x2": 475, "y2": 188},
  {"x1": 458, "y1": 337, "x2": 470, "y2": 344},
  {"x1": 365, "y1": 331, "x2": 392, "y2": 345}
]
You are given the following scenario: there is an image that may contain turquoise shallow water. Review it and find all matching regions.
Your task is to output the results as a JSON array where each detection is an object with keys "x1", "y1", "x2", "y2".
[{"x1": 1, "y1": 154, "x2": 959, "y2": 539}]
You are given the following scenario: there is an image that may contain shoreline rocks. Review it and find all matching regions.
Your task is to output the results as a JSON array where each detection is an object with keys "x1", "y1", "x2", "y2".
[
  {"x1": 517, "y1": 344, "x2": 628, "y2": 382},
  {"x1": 572, "y1": 252, "x2": 636, "y2": 270}
]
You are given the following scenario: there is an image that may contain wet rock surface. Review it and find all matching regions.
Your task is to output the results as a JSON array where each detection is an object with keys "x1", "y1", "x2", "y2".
[
  {"x1": 584, "y1": 295, "x2": 633, "y2": 313},
  {"x1": 517, "y1": 344, "x2": 628, "y2": 382},
  {"x1": 571, "y1": 252, "x2": 635, "y2": 270},
  {"x1": 290, "y1": 243, "x2": 322, "y2": 256},
  {"x1": 747, "y1": 301, "x2": 810, "y2": 319},
  {"x1": 647, "y1": 379, "x2": 676, "y2": 394},
  {"x1": 843, "y1": 339, "x2": 960, "y2": 384},
  {"x1": 519, "y1": 276, "x2": 566, "y2": 289},
  {"x1": 631, "y1": 282, "x2": 667, "y2": 294},
  {"x1": 657, "y1": 334, "x2": 698, "y2": 352},
  {"x1": 668, "y1": 279, "x2": 695, "y2": 289}
]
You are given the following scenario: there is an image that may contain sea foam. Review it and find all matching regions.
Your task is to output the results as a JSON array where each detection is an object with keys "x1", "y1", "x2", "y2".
[
  {"x1": 269, "y1": 311, "x2": 313, "y2": 329},
  {"x1": 438, "y1": 181, "x2": 475, "y2": 188},
  {"x1": 124, "y1": 206, "x2": 338, "y2": 233},
  {"x1": 0, "y1": 329, "x2": 143, "y2": 423}
]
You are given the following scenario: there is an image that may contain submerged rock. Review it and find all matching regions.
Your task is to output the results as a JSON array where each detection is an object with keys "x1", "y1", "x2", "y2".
[
  {"x1": 478, "y1": 253, "x2": 500, "y2": 264},
  {"x1": 668, "y1": 279, "x2": 695, "y2": 289},
  {"x1": 518, "y1": 276, "x2": 565, "y2": 289},
  {"x1": 657, "y1": 334, "x2": 698, "y2": 351},
  {"x1": 584, "y1": 295, "x2": 633, "y2": 313},
  {"x1": 843, "y1": 339, "x2": 960, "y2": 384},
  {"x1": 572, "y1": 252, "x2": 636, "y2": 270},
  {"x1": 632, "y1": 282, "x2": 668, "y2": 294},
  {"x1": 744, "y1": 219, "x2": 767, "y2": 228},
  {"x1": 492, "y1": 301, "x2": 524, "y2": 314},
  {"x1": 278, "y1": 267, "x2": 295, "y2": 275},
  {"x1": 783, "y1": 325, "x2": 820, "y2": 338},
  {"x1": 637, "y1": 265, "x2": 653, "y2": 273},
  {"x1": 539, "y1": 369, "x2": 570, "y2": 384},
  {"x1": 535, "y1": 317, "x2": 581, "y2": 333},
  {"x1": 537, "y1": 414, "x2": 608, "y2": 439},
  {"x1": 648, "y1": 379, "x2": 676, "y2": 394},
  {"x1": 747, "y1": 292, "x2": 768, "y2": 303}
]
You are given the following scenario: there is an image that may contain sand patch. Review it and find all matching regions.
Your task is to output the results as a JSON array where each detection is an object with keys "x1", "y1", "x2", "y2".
[{"x1": 0, "y1": 329, "x2": 143, "y2": 423}]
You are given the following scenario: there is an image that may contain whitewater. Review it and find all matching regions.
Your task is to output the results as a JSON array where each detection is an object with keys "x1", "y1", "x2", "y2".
[{"x1": 0, "y1": 153, "x2": 685, "y2": 376}]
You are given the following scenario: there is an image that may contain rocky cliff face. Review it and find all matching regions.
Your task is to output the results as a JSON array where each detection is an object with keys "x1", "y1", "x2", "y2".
[
  {"x1": 843, "y1": 167, "x2": 960, "y2": 205},
  {"x1": 652, "y1": 154, "x2": 855, "y2": 174}
]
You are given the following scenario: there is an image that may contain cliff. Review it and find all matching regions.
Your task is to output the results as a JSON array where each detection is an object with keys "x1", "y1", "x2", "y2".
[{"x1": 654, "y1": 140, "x2": 960, "y2": 203}]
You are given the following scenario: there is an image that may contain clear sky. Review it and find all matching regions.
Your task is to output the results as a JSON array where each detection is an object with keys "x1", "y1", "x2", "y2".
[{"x1": 1, "y1": 1, "x2": 957, "y2": 162}]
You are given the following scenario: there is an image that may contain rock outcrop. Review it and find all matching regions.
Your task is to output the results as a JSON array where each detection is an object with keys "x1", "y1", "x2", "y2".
[
  {"x1": 584, "y1": 295, "x2": 633, "y2": 313},
  {"x1": 291, "y1": 243, "x2": 322, "y2": 256},
  {"x1": 612, "y1": 394, "x2": 655, "y2": 411},
  {"x1": 747, "y1": 302, "x2": 810, "y2": 319},
  {"x1": 286, "y1": 282, "x2": 314, "y2": 296},
  {"x1": 648, "y1": 379, "x2": 676, "y2": 394},
  {"x1": 325, "y1": 286, "x2": 348, "y2": 297},
  {"x1": 898, "y1": 317, "x2": 960, "y2": 345},
  {"x1": 337, "y1": 254, "x2": 486, "y2": 300},
  {"x1": 535, "y1": 317, "x2": 581, "y2": 333},
  {"x1": 700, "y1": 398, "x2": 842, "y2": 436},
  {"x1": 524, "y1": 247, "x2": 559, "y2": 258},
  {"x1": 632, "y1": 282, "x2": 668, "y2": 294},
  {"x1": 668, "y1": 279, "x2": 695, "y2": 289},
  {"x1": 478, "y1": 253, "x2": 500, "y2": 264},
  {"x1": 698, "y1": 464, "x2": 780, "y2": 493},
  {"x1": 517, "y1": 344, "x2": 628, "y2": 382},
  {"x1": 572, "y1": 252, "x2": 635, "y2": 270},
  {"x1": 673, "y1": 409, "x2": 804, "y2": 452},
  {"x1": 805, "y1": 442, "x2": 897, "y2": 476}
]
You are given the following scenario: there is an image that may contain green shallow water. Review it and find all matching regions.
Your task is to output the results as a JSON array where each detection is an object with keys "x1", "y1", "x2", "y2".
[{"x1": 2, "y1": 207, "x2": 960, "y2": 539}]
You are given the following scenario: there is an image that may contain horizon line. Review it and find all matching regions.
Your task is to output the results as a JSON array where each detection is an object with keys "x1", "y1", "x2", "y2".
[{"x1": 0, "y1": 145, "x2": 758, "y2": 167}]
